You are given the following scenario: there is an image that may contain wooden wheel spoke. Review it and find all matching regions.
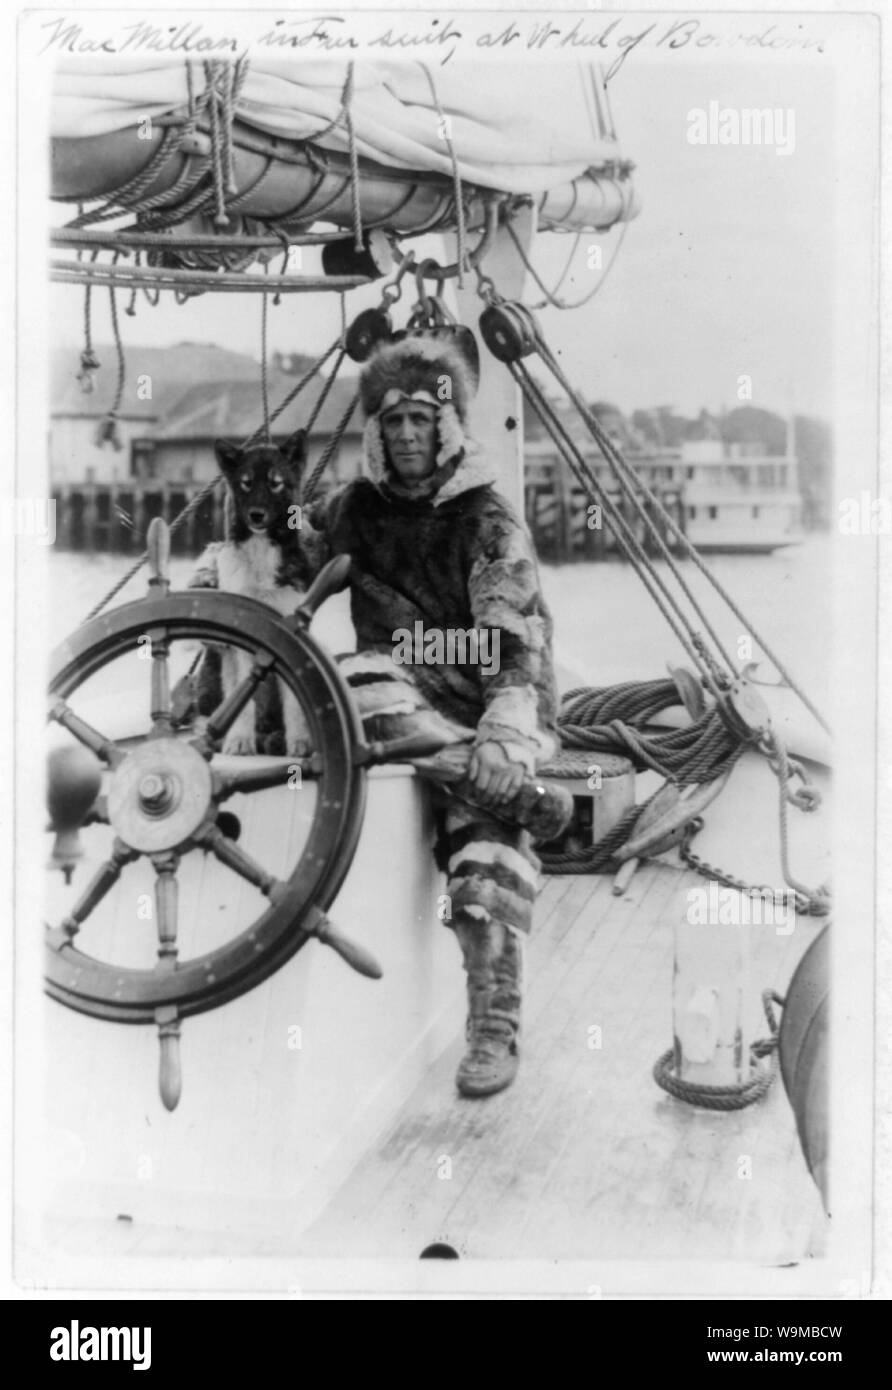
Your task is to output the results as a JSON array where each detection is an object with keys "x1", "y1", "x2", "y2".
[
  {"x1": 199, "y1": 824, "x2": 287, "y2": 902},
  {"x1": 155, "y1": 1005, "x2": 182, "y2": 1112},
  {"x1": 200, "y1": 652, "x2": 276, "y2": 747},
  {"x1": 55, "y1": 838, "x2": 140, "y2": 939},
  {"x1": 49, "y1": 699, "x2": 124, "y2": 767},
  {"x1": 148, "y1": 627, "x2": 172, "y2": 733},
  {"x1": 151, "y1": 852, "x2": 179, "y2": 970},
  {"x1": 213, "y1": 755, "x2": 320, "y2": 800}
]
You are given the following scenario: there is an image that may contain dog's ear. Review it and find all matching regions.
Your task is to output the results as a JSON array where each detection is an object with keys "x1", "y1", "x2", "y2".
[
  {"x1": 282, "y1": 428, "x2": 307, "y2": 474},
  {"x1": 214, "y1": 439, "x2": 241, "y2": 475}
]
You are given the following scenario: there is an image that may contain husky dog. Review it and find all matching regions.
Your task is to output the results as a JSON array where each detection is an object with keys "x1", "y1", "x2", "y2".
[{"x1": 203, "y1": 431, "x2": 318, "y2": 756}]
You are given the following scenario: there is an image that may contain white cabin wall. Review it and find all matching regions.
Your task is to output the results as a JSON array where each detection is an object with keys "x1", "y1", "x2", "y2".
[{"x1": 50, "y1": 416, "x2": 144, "y2": 485}]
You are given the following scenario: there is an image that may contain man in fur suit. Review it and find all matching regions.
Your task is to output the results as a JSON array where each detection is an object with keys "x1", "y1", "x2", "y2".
[
  {"x1": 189, "y1": 333, "x2": 560, "y2": 1096},
  {"x1": 303, "y1": 334, "x2": 560, "y2": 1097}
]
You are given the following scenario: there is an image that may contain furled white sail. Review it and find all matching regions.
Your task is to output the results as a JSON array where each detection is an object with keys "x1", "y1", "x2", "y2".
[{"x1": 52, "y1": 58, "x2": 634, "y2": 202}]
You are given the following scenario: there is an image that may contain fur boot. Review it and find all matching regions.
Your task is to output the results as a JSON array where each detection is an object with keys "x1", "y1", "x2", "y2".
[{"x1": 454, "y1": 915, "x2": 523, "y2": 1098}]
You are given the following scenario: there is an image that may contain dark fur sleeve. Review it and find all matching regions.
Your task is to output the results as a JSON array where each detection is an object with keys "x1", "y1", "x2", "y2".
[{"x1": 466, "y1": 499, "x2": 558, "y2": 773}]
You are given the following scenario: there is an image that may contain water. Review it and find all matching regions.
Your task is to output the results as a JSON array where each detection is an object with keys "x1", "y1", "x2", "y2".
[{"x1": 45, "y1": 536, "x2": 831, "y2": 711}]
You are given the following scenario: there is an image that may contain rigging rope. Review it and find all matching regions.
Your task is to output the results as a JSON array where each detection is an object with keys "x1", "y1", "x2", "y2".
[
  {"x1": 530, "y1": 349, "x2": 738, "y2": 676},
  {"x1": 311, "y1": 64, "x2": 364, "y2": 252},
  {"x1": 260, "y1": 264, "x2": 271, "y2": 440},
  {"x1": 302, "y1": 392, "x2": 360, "y2": 501},
  {"x1": 557, "y1": 682, "x2": 742, "y2": 782},
  {"x1": 94, "y1": 274, "x2": 126, "y2": 450},
  {"x1": 76, "y1": 252, "x2": 100, "y2": 391},
  {"x1": 477, "y1": 248, "x2": 828, "y2": 736},
  {"x1": 125, "y1": 253, "x2": 141, "y2": 317},
  {"x1": 66, "y1": 127, "x2": 182, "y2": 228},
  {"x1": 472, "y1": 269, "x2": 828, "y2": 905},
  {"x1": 509, "y1": 356, "x2": 728, "y2": 700},
  {"x1": 82, "y1": 334, "x2": 347, "y2": 621},
  {"x1": 242, "y1": 335, "x2": 343, "y2": 448},
  {"x1": 539, "y1": 678, "x2": 745, "y2": 876},
  {"x1": 68, "y1": 58, "x2": 252, "y2": 237},
  {"x1": 527, "y1": 318, "x2": 830, "y2": 733},
  {"x1": 419, "y1": 63, "x2": 468, "y2": 287},
  {"x1": 507, "y1": 216, "x2": 631, "y2": 312}
]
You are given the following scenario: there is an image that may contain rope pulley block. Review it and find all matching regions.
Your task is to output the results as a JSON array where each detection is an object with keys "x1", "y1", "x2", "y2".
[
  {"x1": 718, "y1": 676, "x2": 774, "y2": 744},
  {"x1": 393, "y1": 258, "x2": 481, "y2": 391},
  {"x1": 321, "y1": 228, "x2": 394, "y2": 281},
  {"x1": 345, "y1": 307, "x2": 394, "y2": 362},
  {"x1": 478, "y1": 300, "x2": 538, "y2": 363}
]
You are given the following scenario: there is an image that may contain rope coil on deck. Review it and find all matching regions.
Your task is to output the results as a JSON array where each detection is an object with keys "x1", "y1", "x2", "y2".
[
  {"x1": 653, "y1": 990, "x2": 784, "y2": 1110},
  {"x1": 538, "y1": 677, "x2": 746, "y2": 875}
]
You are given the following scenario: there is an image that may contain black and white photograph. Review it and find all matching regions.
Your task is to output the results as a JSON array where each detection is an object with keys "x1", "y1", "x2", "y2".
[{"x1": 5, "y1": 1, "x2": 888, "y2": 1304}]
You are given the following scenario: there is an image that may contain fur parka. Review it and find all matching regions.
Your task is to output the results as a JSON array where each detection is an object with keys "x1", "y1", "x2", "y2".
[{"x1": 303, "y1": 443, "x2": 559, "y2": 773}]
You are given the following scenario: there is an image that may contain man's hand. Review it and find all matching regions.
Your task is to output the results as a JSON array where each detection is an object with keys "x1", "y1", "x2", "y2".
[{"x1": 468, "y1": 741, "x2": 526, "y2": 808}]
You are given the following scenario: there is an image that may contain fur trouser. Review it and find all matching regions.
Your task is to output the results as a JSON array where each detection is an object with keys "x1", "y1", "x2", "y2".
[
  {"x1": 184, "y1": 645, "x2": 544, "y2": 936},
  {"x1": 337, "y1": 653, "x2": 543, "y2": 940},
  {"x1": 431, "y1": 792, "x2": 540, "y2": 940}
]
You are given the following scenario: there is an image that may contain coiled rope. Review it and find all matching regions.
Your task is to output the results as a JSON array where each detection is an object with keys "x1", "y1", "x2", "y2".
[
  {"x1": 653, "y1": 990, "x2": 783, "y2": 1110},
  {"x1": 539, "y1": 678, "x2": 746, "y2": 875}
]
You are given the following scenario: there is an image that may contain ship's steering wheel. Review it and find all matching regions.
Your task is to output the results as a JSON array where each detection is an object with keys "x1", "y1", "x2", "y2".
[{"x1": 45, "y1": 521, "x2": 432, "y2": 1108}]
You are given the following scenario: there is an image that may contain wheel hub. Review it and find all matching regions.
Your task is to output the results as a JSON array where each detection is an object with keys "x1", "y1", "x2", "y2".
[{"x1": 108, "y1": 738, "x2": 213, "y2": 852}]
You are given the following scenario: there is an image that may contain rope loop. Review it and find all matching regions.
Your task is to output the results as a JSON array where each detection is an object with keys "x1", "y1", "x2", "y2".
[
  {"x1": 474, "y1": 268, "x2": 501, "y2": 305},
  {"x1": 652, "y1": 990, "x2": 784, "y2": 1110}
]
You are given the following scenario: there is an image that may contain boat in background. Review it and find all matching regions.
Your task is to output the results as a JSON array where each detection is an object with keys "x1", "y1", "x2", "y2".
[{"x1": 678, "y1": 448, "x2": 803, "y2": 554}]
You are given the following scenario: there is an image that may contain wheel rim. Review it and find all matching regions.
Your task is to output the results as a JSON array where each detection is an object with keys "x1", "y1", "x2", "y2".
[{"x1": 46, "y1": 590, "x2": 367, "y2": 1024}]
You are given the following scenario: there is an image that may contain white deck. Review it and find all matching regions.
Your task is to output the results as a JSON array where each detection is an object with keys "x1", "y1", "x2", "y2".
[{"x1": 27, "y1": 863, "x2": 826, "y2": 1271}]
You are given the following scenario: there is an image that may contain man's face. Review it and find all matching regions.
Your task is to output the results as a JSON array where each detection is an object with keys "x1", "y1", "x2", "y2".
[{"x1": 380, "y1": 399, "x2": 439, "y2": 481}]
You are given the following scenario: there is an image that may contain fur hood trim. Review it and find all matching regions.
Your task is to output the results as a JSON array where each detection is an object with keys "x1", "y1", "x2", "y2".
[{"x1": 360, "y1": 335, "x2": 475, "y2": 422}]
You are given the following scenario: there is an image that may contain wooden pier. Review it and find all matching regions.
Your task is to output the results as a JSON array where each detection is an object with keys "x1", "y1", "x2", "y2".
[
  {"x1": 52, "y1": 481, "x2": 225, "y2": 556},
  {"x1": 53, "y1": 461, "x2": 688, "y2": 562},
  {"x1": 524, "y1": 457, "x2": 687, "y2": 562}
]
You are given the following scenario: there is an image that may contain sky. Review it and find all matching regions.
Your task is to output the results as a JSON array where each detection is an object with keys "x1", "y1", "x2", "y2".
[{"x1": 47, "y1": 56, "x2": 836, "y2": 423}]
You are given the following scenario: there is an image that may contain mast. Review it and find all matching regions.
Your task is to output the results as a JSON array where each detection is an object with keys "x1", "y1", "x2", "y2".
[{"x1": 451, "y1": 206, "x2": 535, "y2": 516}]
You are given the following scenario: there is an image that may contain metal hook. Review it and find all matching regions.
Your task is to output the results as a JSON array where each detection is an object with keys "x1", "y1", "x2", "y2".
[
  {"x1": 740, "y1": 661, "x2": 790, "y2": 691},
  {"x1": 377, "y1": 248, "x2": 415, "y2": 308},
  {"x1": 416, "y1": 257, "x2": 447, "y2": 301},
  {"x1": 414, "y1": 262, "x2": 435, "y2": 321}
]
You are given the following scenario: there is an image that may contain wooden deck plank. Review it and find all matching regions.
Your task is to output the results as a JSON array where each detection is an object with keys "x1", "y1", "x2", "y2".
[
  {"x1": 461, "y1": 868, "x2": 683, "y2": 1257},
  {"x1": 490, "y1": 869, "x2": 693, "y2": 1257},
  {"x1": 623, "y1": 907, "x2": 825, "y2": 1262},
  {"x1": 292, "y1": 871, "x2": 603, "y2": 1245},
  {"x1": 299, "y1": 864, "x2": 681, "y2": 1256},
  {"x1": 300, "y1": 863, "x2": 828, "y2": 1262}
]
